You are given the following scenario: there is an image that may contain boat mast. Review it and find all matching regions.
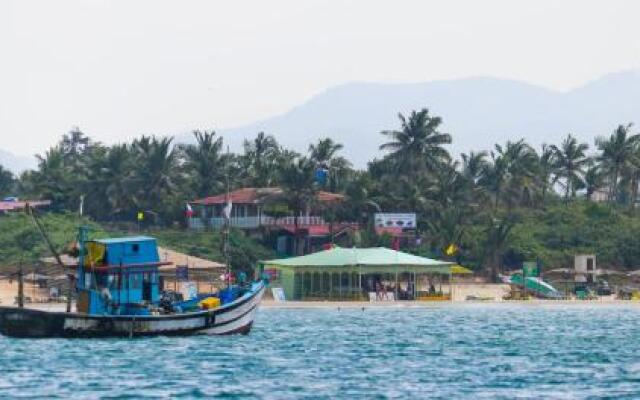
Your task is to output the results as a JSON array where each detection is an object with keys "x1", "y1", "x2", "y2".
[
  {"x1": 26, "y1": 203, "x2": 74, "y2": 313},
  {"x1": 77, "y1": 226, "x2": 88, "y2": 292},
  {"x1": 17, "y1": 260, "x2": 24, "y2": 308},
  {"x1": 224, "y1": 145, "x2": 231, "y2": 289}
]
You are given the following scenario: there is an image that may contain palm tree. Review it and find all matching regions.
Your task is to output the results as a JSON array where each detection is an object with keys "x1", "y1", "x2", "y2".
[
  {"x1": 426, "y1": 160, "x2": 467, "y2": 209},
  {"x1": 309, "y1": 138, "x2": 352, "y2": 192},
  {"x1": 551, "y1": 134, "x2": 590, "y2": 201},
  {"x1": 61, "y1": 127, "x2": 91, "y2": 161},
  {"x1": 242, "y1": 132, "x2": 280, "y2": 187},
  {"x1": 536, "y1": 144, "x2": 558, "y2": 206},
  {"x1": 461, "y1": 151, "x2": 488, "y2": 205},
  {"x1": 277, "y1": 157, "x2": 318, "y2": 255},
  {"x1": 424, "y1": 206, "x2": 466, "y2": 256},
  {"x1": 309, "y1": 138, "x2": 343, "y2": 164},
  {"x1": 584, "y1": 164, "x2": 604, "y2": 201},
  {"x1": 479, "y1": 151, "x2": 507, "y2": 210},
  {"x1": 480, "y1": 140, "x2": 538, "y2": 209},
  {"x1": 181, "y1": 130, "x2": 225, "y2": 198},
  {"x1": 31, "y1": 146, "x2": 78, "y2": 211},
  {"x1": 341, "y1": 172, "x2": 381, "y2": 224},
  {"x1": 482, "y1": 214, "x2": 517, "y2": 281},
  {"x1": 82, "y1": 144, "x2": 135, "y2": 219},
  {"x1": 384, "y1": 174, "x2": 431, "y2": 213},
  {"x1": 380, "y1": 109, "x2": 451, "y2": 177},
  {"x1": 501, "y1": 140, "x2": 538, "y2": 207},
  {"x1": 423, "y1": 162, "x2": 469, "y2": 253},
  {"x1": 596, "y1": 124, "x2": 639, "y2": 202},
  {"x1": 131, "y1": 136, "x2": 179, "y2": 219},
  {"x1": 461, "y1": 151, "x2": 488, "y2": 184}
]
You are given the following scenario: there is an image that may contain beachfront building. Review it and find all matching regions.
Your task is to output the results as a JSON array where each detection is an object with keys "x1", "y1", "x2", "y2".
[
  {"x1": 188, "y1": 187, "x2": 345, "y2": 230},
  {"x1": 260, "y1": 246, "x2": 453, "y2": 301},
  {"x1": 188, "y1": 187, "x2": 358, "y2": 255}
]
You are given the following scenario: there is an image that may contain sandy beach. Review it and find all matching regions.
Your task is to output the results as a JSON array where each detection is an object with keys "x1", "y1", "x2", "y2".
[
  {"x1": 2, "y1": 280, "x2": 636, "y2": 313},
  {"x1": 260, "y1": 297, "x2": 638, "y2": 308}
]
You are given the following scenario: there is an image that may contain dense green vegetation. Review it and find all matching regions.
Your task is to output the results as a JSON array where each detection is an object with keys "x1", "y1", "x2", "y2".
[
  {"x1": 0, "y1": 212, "x2": 104, "y2": 265},
  {"x1": 0, "y1": 212, "x2": 274, "y2": 275},
  {"x1": 3, "y1": 111, "x2": 640, "y2": 277}
]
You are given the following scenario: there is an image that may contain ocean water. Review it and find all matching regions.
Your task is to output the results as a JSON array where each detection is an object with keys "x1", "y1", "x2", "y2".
[{"x1": 1, "y1": 304, "x2": 640, "y2": 399}]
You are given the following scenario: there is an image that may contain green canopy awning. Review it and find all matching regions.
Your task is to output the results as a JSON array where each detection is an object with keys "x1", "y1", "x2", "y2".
[{"x1": 260, "y1": 247, "x2": 452, "y2": 273}]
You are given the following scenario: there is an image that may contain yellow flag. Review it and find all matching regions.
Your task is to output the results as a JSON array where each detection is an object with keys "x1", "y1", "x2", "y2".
[
  {"x1": 137, "y1": 212, "x2": 144, "y2": 221},
  {"x1": 445, "y1": 243, "x2": 458, "y2": 256}
]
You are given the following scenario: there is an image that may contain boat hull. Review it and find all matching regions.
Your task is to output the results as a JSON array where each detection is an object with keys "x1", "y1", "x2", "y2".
[{"x1": 0, "y1": 281, "x2": 265, "y2": 338}]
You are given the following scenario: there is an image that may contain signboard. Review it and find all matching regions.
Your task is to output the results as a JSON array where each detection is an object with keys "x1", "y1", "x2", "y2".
[
  {"x1": 271, "y1": 287, "x2": 286, "y2": 302},
  {"x1": 374, "y1": 213, "x2": 416, "y2": 229},
  {"x1": 176, "y1": 265, "x2": 189, "y2": 281}
]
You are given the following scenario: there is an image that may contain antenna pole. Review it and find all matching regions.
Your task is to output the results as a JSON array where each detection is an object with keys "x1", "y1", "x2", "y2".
[{"x1": 224, "y1": 145, "x2": 231, "y2": 289}]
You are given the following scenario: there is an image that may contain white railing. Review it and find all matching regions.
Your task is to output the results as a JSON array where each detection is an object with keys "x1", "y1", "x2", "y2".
[
  {"x1": 267, "y1": 216, "x2": 326, "y2": 226},
  {"x1": 188, "y1": 216, "x2": 327, "y2": 230}
]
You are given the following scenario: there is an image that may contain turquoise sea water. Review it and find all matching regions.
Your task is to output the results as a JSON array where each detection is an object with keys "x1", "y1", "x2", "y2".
[{"x1": 1, "y1": 304, "x2": 640, "y2": 399}]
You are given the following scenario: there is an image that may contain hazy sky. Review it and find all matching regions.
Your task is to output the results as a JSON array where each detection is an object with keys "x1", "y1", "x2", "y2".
[{"x1": 2, "y1": 0, "x2": 640, "y2": 156}]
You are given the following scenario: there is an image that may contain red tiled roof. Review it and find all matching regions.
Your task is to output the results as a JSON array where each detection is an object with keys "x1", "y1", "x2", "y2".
[
  {"x1": 192, "y1": 187, "x2": 344, "y2": 205},
  {"x1": 0, "y1": 200, "x2": 51, "y2": 212},
  {"x1": 192, "y1": 188, "x2": 269, "y2": 205}
]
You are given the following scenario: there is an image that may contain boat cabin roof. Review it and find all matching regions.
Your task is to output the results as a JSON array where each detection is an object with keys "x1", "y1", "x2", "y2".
[{"x1": 94, "y1": 236, "x2": 156, "y2": 244}]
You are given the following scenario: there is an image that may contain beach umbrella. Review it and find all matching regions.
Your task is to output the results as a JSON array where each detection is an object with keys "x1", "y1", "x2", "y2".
[{"x1": 451, "y1": 265, "x2": 473, "y2": 275}]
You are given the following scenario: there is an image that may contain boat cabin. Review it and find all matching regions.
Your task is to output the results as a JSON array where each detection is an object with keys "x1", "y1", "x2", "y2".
[{"x1": 77, "y1": 236, "x2": 165, "y2": 315}]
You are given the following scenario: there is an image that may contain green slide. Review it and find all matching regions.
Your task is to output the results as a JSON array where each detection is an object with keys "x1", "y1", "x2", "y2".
[{"x1": 509, "y1": 274, "x2": 562, "y2": 299}]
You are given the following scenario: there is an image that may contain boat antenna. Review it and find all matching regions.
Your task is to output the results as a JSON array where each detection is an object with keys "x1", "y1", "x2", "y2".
[{"x1": 224, "y1": 145, "x2": 231, "y2": 289}]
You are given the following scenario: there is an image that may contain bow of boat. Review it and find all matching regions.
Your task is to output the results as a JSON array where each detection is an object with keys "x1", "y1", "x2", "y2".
[{"x1": 0, "y1": 280, "x2": 266, "y2": 338}]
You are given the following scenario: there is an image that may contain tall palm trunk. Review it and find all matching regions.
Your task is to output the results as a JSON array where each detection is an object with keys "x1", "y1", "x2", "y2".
[
  {"x1": 609, "y1": 167, "x2": 619, "y2": 203},
  {"x1": 564, "y1": 179, "x2": 571, "y2": 202},
  {"x1": 630, "y1": 171, "x2": 640, "y2": 211}
]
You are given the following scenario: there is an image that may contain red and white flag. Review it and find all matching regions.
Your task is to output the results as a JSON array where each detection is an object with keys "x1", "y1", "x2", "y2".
[{"x1": 185, "y1": 203, "x2": 194, "y2": 218}]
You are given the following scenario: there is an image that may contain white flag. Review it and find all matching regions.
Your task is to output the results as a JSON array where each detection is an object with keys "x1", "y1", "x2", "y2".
[{"x1": 223, "y1": 199, "x2": 233, "y2": 219}]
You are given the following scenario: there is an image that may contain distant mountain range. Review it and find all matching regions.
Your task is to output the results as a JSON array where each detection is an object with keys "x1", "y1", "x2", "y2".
[
  {"x1": 2, "y1": 70, "x2": 639, "y2": 173},
  {"x1": 180, "y1": 70, "x2": 640, "y2": 167}
]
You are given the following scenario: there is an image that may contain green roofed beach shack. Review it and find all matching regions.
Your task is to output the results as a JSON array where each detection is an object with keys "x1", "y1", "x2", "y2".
[{"x1": 259, "y1": 247, "x2": 453, "y2": 301}]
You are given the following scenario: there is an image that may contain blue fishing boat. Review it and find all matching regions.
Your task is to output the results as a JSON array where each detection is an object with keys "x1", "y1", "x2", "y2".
[{"x1": 0, "y1": 228, "x2": 265, "y2": 338}]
